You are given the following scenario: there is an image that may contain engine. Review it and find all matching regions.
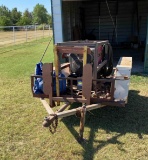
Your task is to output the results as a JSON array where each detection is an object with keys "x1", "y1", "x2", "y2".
[{"x1": 68, "y1": 43, "x2": 113, "y2": 79}]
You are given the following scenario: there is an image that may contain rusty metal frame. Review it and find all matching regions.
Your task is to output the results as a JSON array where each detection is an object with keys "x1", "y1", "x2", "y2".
[
  {"x1": 30, "y1": 40, "x2": 129, "y2": 141},
  {"x1": 57, "y1": 40, "x2": 109, "y2": 89}
]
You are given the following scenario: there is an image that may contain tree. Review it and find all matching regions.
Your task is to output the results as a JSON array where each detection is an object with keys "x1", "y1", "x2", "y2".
[
  {"x1": 0, "y1": 16, "x2": 12, "y2": 26},
  {"x1": 32, "y1": 4, "x2": 48, "y2": 24},
  {"x1": 0, "y1": 5, "x2": 12, "y2": 26},
  {"x1": 11, "y1": 8, "x2": 22, "y2": 25},
  {"x1": 0, "y1": 5, "x2": 11, "y2": 17},
  {"x1": 47, "y1": 14, "x2": 52, "y2": 27},
  {"x1": 17, "y1": 9, "x2": 32, "y2": 25}
]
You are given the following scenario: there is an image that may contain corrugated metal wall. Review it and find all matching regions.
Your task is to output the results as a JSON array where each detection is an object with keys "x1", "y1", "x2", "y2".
[
  {"x1": 138, "y1": 0, "x2": 148, "y2": 42},
  {"x1": 62, "y1": 2, "x2": 71, "y2": 41},
  {"x1": 84, "y1": 1, "x2": 117, "y2": 42},
  {"x1": 144, "y1": 17, "x2": 148, "y2": 72},
  {"x1": 62, "y1": 1, "x2": 81, "y2": 41},
  {"x1": 62, "y1": 0, "x2": 147, "y2": 44},
  {"x1": 117, "y1": 1, "x2": 133, "y2": 43}
]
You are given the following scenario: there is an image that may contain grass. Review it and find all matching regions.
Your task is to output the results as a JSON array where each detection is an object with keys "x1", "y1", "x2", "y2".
[{"x1": 0, "y1": 39, "x2": 148, "y2": 160}]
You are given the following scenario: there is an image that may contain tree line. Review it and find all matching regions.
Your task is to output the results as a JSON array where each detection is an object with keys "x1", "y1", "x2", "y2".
[{"x1": 0, "y1": 4, "x2": 52, "y2": 26}]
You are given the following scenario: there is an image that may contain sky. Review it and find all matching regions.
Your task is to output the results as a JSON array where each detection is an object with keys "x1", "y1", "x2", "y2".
[{"x1": 0, "y1": 0, "x2": 51, "y2": 13}]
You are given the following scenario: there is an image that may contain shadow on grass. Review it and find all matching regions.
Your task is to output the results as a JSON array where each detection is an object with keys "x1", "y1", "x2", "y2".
[{"x1": 61, "y1": 90, "x2": 148, "y2": 160}]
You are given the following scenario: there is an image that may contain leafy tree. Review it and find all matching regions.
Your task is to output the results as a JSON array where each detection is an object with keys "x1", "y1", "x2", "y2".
[
  {"x1": 32, "y1": 4, "x2": 48, "y2": 24},
  {"x1": 47, "y1": 14, "x2": 52, "y2": 27},
  {"x1": 0, "y1": 5, "x2": 11, "y2": 17},
  {"x1": 0, "y1": 16, "x2": 12, "y2": 26},
  {"x1": 17, "y1": 9, "x2": 32, "y2": 25},
  {"x1": 0, "y1": 5, "x2": 12, "y2": 26},
  {"x1": 11, "y1": 8, "x2": 22, "y2": 25}
]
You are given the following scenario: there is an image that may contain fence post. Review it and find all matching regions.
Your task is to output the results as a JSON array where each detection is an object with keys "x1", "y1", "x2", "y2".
[
  {"x1": 13, "y1": 26, "x2": 15, "y2": 43},
  {"x1": 35, "y1": 24, "x2": 37, "y2": 40},
  {"x1": 49, "y1": 25, "x2": 50, "y2": 37},
  {"x1": 43, "y1": 25, "x2": 45, "y2": 38},
  {"x1": 26, "y1": 26, "x2": 28, "y2": 42}
]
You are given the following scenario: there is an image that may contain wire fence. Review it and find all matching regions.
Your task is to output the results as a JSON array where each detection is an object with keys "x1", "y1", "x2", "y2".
[{"x1": 0, "y1": 25, "x2": 52, "y2": 47}]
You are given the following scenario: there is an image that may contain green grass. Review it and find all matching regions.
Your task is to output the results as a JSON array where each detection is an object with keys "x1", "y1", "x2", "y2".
[{"x1": 0, "y1": 39, "x2": 148, "y2": 160}]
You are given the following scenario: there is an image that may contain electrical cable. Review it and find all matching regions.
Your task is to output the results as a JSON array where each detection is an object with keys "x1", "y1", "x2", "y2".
[
  {"x1": 40, "y1": 36, "x2": 53, "y2": 62},
  {"x1": 105, "y1": 0, "x2": 117, "y2": 43}
]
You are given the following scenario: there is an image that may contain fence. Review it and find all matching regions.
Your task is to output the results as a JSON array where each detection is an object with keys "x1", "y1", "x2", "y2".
[{"x1": 0, "y1": 25, "x2": 52, "y2": 47}]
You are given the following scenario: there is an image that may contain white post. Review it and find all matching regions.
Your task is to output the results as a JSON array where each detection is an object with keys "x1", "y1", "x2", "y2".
[
  {"x1": 35, "y1": 25, "x2": 37, "y2": 40},
  {"x1": 13, "y1": 26, "x2": 15, "y2": 43},
  {"x1": 49, "y1": 25, "x2": 50, "y2": 37},
  {"x1": 26, "y1": 26, "x2": 28, "y2": 42},
  {"x1": 43, "y1": 25, "x2": 44, "y2": 38}
]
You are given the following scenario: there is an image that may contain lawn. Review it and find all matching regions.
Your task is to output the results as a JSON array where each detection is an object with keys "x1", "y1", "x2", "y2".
[{"x1": 0, "y1": 38, "x2": 148, "y2": 160}]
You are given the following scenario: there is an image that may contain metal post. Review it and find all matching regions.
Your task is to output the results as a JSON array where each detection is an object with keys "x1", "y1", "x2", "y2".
[
  {"x1": 54, "y1": 45, "x2": 60, "y2": 106},
  {"x1": 26, "y1": 26, "x2": 28, "y2": 42},
  {"x1": 43, "y1": 25, "x2": 45, "y2": 38},
  {"x1": 35, "y1": 24, "x2": 37, "y2": 40},
  {"x1": 49, "y1": 25, "x2": 50, "y2": 37},
  {"x1": 13, "y1": 26, "x2": 15, "y2": 43}
]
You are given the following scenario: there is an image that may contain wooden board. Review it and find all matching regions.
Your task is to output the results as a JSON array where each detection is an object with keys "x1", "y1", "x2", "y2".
[{"x1": 118, "y1": 57, "x2": 132, "y2": 67}]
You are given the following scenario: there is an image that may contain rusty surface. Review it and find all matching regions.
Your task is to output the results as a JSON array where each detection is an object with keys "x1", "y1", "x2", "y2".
[
  {"x1": 42, "y1": 63, "x2": 55, "y2": 107},
  {"x1": 92, "y1": 43, "x2": 99, "y2": 90},
  {"x1": 52, "y1": 97, "x2": 87, "y2": 103},
  {"x1": 56, "y1": 46, "x2": 91, "y2": 54},
  {"x1": 110, "y1": 80, "x2": 115, "y2": 101},
  {"x1": 42, "y1": 103, "x2": 70, "y2": 128},
  {"x1": 79, "y1": 105, "x2": 86, "y2": 142},
  {"x1": 30, "y1": 40, "x2": 132, "y2": 142},
  {"x1": 42, "y1": 63, "x2": 52, "y2": 95},
  {"x1": 31, "y1": 41, "x2": 128, "y2": 109},
  {"x1": 57, "y1": 46, "x2": 85, "y2": 54},
  {"x1": 82, "y1": 64, "x2": 92, "y2": 105},
  {"x1": 57, "y1": 40, "x2": 109, "y2": 48},
  {"x1": 54, "y1": 45, "x2": 60, "y2": 106},
  {"x1": 31, "y1": 76, "x2": 35, "y2": 95}
]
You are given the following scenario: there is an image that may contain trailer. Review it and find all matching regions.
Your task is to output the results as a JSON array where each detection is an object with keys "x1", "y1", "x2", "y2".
[{"x1": 31, "y1": 40, "x2": 132, "y2": 142}]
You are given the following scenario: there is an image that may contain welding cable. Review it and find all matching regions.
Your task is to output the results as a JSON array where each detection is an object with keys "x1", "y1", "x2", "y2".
[
  {"x1": 105, "y1": 0, "x2": 117, "y2": 42},
  {"x1": 40, "y1": 36, "x2": 53, "y2": 62}
]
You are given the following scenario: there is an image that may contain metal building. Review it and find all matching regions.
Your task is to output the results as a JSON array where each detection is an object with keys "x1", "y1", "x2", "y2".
[{"x1": 51, "y1": 0, "x2": 148, "y2": 72}]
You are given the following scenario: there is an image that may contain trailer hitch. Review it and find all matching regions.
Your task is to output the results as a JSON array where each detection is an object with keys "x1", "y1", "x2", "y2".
[{"x1": 43, "y1": 115, "x2": 58, "y2": 134}]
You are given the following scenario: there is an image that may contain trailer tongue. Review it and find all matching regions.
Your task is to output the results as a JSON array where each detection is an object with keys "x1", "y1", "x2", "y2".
[{"x1": 31, "y1": 40, "x2": 132, "y2": 142}]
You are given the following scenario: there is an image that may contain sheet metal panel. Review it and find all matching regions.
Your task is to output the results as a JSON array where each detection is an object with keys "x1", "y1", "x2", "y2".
[
  {"x1": 61, "y1": 0, "x2": 147, "y2": 44},
  {"x1": 144, "y1": 17, "x2": 148, "y2": 72},
  {"x1": 62, "y1": 1, "x2": 81, "y2": 41},
  {"x1": 117, "y1": 1, "x2": 133, "y2": 43},
  {"x1": 138, "y1": 1, "x2": 148, "y2": 42},
  {"x1": 114, "y1": 57, "x2": 132, "y2": 102},
  {"x1": 52, "y1": 0, "x2": 63, "y2": 43}
]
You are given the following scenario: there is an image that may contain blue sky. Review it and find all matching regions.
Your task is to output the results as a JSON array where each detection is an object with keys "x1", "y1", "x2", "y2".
[{"x1": 0, "y1": 0, "x2": 51, "y2": 13}]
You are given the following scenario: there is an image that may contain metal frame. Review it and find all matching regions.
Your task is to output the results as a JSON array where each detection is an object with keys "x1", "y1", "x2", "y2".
[{"x1": 31, "y1": 40, "x2": 130, "y2": 141}]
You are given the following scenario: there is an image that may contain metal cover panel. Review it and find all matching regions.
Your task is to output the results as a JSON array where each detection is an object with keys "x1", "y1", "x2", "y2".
[
  {"x1": 52, "y1": 0, "x2": 63, "y2": 43},
  {"x1": 114, "y1": 57, "x2": 132, "y2": 101}
]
